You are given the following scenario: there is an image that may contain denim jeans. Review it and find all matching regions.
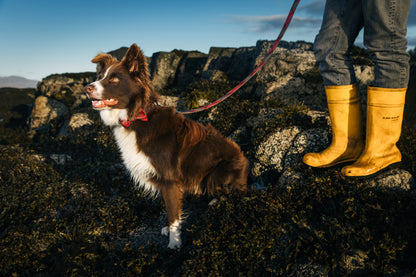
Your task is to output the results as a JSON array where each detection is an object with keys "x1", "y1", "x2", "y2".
[{"x1": 314, "y1": 0, "x2": 410, "y2": 88}]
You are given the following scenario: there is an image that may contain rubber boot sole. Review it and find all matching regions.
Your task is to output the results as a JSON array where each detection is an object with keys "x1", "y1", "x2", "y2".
[{"x1": 344, "y1": 162, "x2": 402, "y2": 180}]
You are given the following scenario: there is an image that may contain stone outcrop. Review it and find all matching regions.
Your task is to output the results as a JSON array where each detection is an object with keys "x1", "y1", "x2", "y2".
[
  {"x1": 36, "y1": 73, "x2": 96, "y2": 109},
  {"x1": 149, "y1": 50, "x2": 185, "y2": 92}
]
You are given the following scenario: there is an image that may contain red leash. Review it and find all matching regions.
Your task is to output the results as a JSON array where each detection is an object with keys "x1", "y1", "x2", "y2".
[{"x1": 177, "y1": 0, "x2": 300, "y2": 115}]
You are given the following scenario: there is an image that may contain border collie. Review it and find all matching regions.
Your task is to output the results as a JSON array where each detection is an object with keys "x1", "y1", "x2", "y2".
[{"x1": 85, "y1": 44, "x2": 249, "y2": 249}]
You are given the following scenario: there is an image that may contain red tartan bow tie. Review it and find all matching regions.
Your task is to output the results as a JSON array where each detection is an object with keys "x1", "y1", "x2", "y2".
[{"x1": 119, "y1": 109, "x2": 148, "y2": 128}]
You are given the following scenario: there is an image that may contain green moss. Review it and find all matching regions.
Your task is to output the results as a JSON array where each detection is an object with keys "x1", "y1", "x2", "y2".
[
  {"x1": 208, "y1": 95, "x2": 259, "y2": 136},
  {"x1": 253, "y1": 102, "x2": 313, "y2": 146},
  {"x1": 52, "y1": 88, "x2": 78, "y2": 108},
  {"x1": 46, "y1": 72, "x2": 97, "y2": 80},
  {"x1": 181, "y1": 79, "x2": 240, "y2": 109},
  {"x1": 303, "y1": 66, "x2": 323, "y2": 84},
  {"x1": 172, "y1": 49, "x2": 188, "y2": 57}
]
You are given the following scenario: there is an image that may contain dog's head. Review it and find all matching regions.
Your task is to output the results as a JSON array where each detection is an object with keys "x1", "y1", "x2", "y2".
[{"x1": 85, "y1": 43, "x2": 158, "y2": 119}]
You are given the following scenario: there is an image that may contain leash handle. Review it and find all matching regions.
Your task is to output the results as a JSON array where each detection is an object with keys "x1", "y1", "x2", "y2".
[{"x1": 177, "y1": 0, "x2": 300, "y2": 115}]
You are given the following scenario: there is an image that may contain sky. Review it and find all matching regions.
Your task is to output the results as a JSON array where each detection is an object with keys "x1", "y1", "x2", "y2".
[{"x1": 0, "y1": 0, "x2": 415, "y2": 81}]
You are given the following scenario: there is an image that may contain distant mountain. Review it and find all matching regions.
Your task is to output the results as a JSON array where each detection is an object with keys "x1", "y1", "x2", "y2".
[{"x1": 0, "y1": 76, "x2": 38, "y2": 88}]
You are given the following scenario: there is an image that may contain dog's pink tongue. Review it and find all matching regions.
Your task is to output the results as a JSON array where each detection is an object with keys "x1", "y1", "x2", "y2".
[{"x1": 92, "y1": 99, "x2": 118, "y2": 108}]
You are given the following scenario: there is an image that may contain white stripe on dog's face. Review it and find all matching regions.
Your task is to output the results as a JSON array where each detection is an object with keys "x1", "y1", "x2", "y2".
[{"x1": 91, "y1": 65, "x2": 114, "y2": 98}]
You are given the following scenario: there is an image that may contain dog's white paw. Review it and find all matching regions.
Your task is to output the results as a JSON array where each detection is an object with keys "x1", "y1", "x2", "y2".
[
  {"x1": 161, "y1": 226, "x2": 169, "y2": 236},
  {"x1": 167, "y1": 220, "x2": 181, "y2": 249},
  {"x1": 167, "y1": 235, "x2": 182, "y2": 249}
]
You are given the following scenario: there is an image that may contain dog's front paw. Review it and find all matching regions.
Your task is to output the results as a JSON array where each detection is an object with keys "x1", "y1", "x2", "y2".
[
  {"x1": 161, "y1": 226, "x2": 169, "y2": 236},
  {"x1": 167, "y1": 220, "x2": 181, "y2": 249},
  {"x1": 162, "y1": 225, "x2": 181, "y2": 249}
]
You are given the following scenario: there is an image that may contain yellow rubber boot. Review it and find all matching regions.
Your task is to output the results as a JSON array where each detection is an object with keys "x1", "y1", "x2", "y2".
[
  {"x1": 303, "y1": 84, "x2": 364, "y2": 168},
  {"x1": 342, "y1": 87, "x2": 406, "y2": 177}
]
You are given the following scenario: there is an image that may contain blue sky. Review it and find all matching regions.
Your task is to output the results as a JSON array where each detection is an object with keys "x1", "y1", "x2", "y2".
[{"x1": 0, "y1": 0, "x2": 415, "y2": 81}]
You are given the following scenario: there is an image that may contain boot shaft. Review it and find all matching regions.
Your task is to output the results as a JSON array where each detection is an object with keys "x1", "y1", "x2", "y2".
[
  {"x1": 303, "y1": 84, "x2": 364, "y2": 168},
  {"x1": 325, "y1": 84, "x2": 363, "y2": 144},
  {"x1": 365, "y1": 87, "x2": 406, "y2": 150}
]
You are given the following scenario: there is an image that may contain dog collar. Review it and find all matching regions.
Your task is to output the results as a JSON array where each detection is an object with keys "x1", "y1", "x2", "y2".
[{"x1": 119, "y1": 109, "x2": 148, "y2": 128}]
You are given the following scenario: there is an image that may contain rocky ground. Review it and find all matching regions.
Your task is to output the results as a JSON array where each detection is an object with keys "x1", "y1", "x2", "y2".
[{"x1": 1, "y1": 41, "x2": 416, "y2": 276}]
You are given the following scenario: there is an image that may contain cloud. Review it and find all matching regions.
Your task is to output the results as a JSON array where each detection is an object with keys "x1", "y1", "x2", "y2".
[
  {"x1": 228, "y1": 0, "x2": 325, "y2": 34},
  {"x1": 299, "y1": 0, "x2": 415, "y2": 26},
  {"x1": 231, "y1": 15, "x2": 322, "y2": 33},
  {"x1": 229, "y1": 0, "x2": 414, "y2": 36},
  {"x1": 298, "y1": 0, "x2": 325, "y2": 17}
]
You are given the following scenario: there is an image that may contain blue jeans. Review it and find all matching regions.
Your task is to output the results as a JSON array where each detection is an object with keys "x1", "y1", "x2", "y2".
[{"x1": 314, "y1": 0, "x2": 410, "y2": 88}]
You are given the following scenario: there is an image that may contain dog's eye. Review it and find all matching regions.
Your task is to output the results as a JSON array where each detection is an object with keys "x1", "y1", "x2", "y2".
[{"x1": 109, "y1": 77, "x2": 120, "y2": 84}]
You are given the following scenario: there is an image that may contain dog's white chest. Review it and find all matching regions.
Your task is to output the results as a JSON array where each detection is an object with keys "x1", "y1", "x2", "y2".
[{"x1": 113, "y1": 127, "x2": 158, "y2": 195}]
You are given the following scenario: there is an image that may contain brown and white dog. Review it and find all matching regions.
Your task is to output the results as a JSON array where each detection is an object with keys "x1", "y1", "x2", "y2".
[{"x1": 85, "y1": 44, "x2": 249, "y2": 249}]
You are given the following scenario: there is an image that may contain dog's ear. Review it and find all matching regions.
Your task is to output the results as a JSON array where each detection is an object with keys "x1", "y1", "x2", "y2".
[
  {"x1": 121, "y1": 44, "x2": 149, "y2": 78},
  {"x1": 91, "y1": 53, "x2": 118, "y2": 77},
  {"x1": 122, "y1": 44, "x2": 158, "y2": 117}
]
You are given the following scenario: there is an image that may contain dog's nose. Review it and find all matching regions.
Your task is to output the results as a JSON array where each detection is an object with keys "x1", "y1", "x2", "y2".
[{"x1": 85, "y1": 84, "x2": 95, "y2": 94}]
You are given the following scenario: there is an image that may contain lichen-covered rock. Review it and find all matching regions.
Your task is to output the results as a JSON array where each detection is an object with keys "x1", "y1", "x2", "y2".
[
  {"x1": 68, "y1": 113, "x2": 93, "y2": 130},
  {"x1": 29, "y1": 96, "x2": 69, "y2": 130},
  {"x1": 201, "y1": 47, "x2": 236, "y2": 81},
  {"x1": 226, "y1": 46, "x2": 257, "y2": 81},
  {"x1": 340, "y1": 249, "x2": 368, "y2": 274},
  {"x1": 149, "y1": 50, "x2": 184, "y2": 92},
  {"x1": 368, "y1": 169, "x2": 415, "y2": 191},
  {"x1": 289, "y1": 263, "x2": 328, "y2": 277},
  {"x1": 252, "y1": 126, "x2": 303, "y2": 177},
  {"x1": 58, "y1": 112, "x2": 96, "y2": 138},
  {"x1": 37, "y1": 73, "x2": 95, "y2": 108}
]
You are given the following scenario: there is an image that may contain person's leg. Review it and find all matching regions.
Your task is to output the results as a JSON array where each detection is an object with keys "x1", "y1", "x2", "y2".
[
  {"x1": 342, "y1": 0, "x2": 410, "y2": 177},
  {"x1": 313, "y1": 0, "x2": 364, "y2": 87},
  {"x1": 362, "y1": 0, "x2": 410, "y2": 89},
  {"x1": 304, "y1": 0, "x2": 365, "y2": 168}
]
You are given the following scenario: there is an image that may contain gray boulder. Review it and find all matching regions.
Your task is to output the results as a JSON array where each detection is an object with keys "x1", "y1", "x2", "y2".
[
  {"x1": 149, "y1": 51, "x2": 184, "y2": 92},
  {"x1": 29, "y1": 96, "x2": 69, "y2": 130}
]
